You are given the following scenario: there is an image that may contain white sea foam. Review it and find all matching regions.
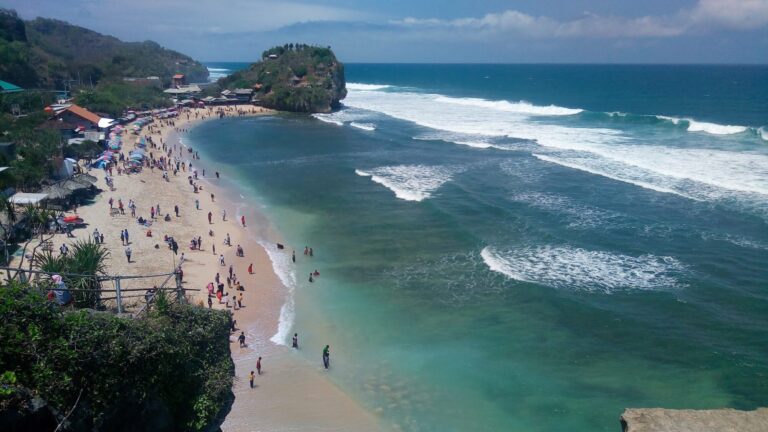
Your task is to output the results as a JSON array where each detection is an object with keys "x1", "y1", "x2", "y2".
[
  {"x1": 481, "y1": 246, "x2": 687, "y2": 293},
  {"x1": 355, "y1": 165, "x2": 462, "y2": 201},
  {"x1": 532, "y1": 154, "x2": 700, "y2": 200},
  {"x1": 350, "y1": 122, "x2": 376, "y2": 131},
  {"x1": 434, "y1": 96, "x2": 582, "y2": 116},
  {"x1": 686, "y1": 120, "x2": 747, "y2": 135},
  {"x1": 343, "y1": 88, "x2": 623, "y2": 147},
  {"x1": 759, "y1": 127, "x2": 768, "y2": 141},
  {"x1": 312, "y1": 114, "x2": 343, "y2": 126},
  {"x1": 260, "y1": 241, "x2": 297, "y2": 346},
  {"x1": 509, "y1": 192, "x2": 626, "y2": 229},
  {"x1": 346, "y1": 86, "x2": 768, "y2": 211},
  {"x1": 347, "y1": 83, "x2": 392, "y2": 91},
  {"x1": 207, "y1": 67, "x2": 231, "y2": 81},
  {"x1": 656, "y1": 115, "x2": 748, "y2": 135},
  {"x1": 533, "y1": 140, "x2": 768, "y2": 198}
]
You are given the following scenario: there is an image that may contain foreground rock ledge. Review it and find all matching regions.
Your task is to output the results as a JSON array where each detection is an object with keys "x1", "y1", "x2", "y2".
[{"x1": 621, "y1": 408, "x2": 768, "y2": 432}]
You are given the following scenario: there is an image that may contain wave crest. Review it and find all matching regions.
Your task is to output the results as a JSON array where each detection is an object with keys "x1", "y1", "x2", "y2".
[
  {"x1": 355, "y1": 164, "x2": 462, "y2": 202},
  {"x1": 481, "y1": 246, "x2": 687, "y2": 293}
]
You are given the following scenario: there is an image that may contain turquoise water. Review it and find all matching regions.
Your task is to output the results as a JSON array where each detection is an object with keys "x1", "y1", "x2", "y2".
[{"x1": 194, "y1": 64, "x2": 768, "y2": 431}]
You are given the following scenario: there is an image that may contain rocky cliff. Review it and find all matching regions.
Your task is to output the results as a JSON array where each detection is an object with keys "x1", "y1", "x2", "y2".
[{"x1": 213, "y1": 44, "x2": 346, "y2": 113}]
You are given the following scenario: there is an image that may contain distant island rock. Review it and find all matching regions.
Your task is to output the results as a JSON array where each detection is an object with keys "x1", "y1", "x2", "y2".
[{"x1": 211, "y1": 44, "x2": 347, "y2": 113}]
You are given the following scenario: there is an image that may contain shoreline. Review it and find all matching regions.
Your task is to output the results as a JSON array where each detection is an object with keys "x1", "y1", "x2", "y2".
[{"x1": 37, "y1": 104, "x2": 380, "y2": 431}]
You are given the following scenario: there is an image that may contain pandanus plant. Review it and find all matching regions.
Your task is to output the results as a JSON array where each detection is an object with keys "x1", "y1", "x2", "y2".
[{"x1": 36, "y1": 239, "x2": 109, "y2": 308}]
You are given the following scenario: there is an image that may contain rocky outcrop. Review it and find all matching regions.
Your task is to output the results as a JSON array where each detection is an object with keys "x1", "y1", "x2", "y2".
[
  {"x1": 212, "y1": 44, "x2": 346, "y2": 113},
  {"x1": 621, "y1": 408, "x2": 768, "y2": 432}
]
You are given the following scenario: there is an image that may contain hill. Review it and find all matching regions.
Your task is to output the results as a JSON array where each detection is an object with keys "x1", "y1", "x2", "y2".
[
  {"x1": 0, "y1": 9, "x2": 208, "y2": 89},
  {"x1": 212, "y1": 44, "x2": 346, "y2": 113}
]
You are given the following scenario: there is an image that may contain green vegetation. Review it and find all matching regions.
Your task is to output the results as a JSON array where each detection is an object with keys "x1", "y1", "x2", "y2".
[
  {"x1": 0, "y1": 106, "x2": 61, "y2": 189},
  {"x1": 36, "y1": 240, "x2": 109, "y2": 308},
  {"x1": 0, "y1": 8, "x2": 208, "y2": 89},
  {"x1": 212, "y1": 43, "x2": 347, "y2": 113},
  {"x1": 0, "y1": 282, "x2": 234, "y2": 431},
  {"x1": 75, "y1": 80, "x2": 172, "y2": 117}
]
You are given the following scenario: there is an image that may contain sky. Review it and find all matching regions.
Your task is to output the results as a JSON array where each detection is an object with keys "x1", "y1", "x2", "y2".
[{"x1": 5, "y1": 0, "x2": 768, "y2": 63}]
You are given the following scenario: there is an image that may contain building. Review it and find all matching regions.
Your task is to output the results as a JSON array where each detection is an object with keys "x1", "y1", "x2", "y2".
[
  {"x1": 53, "y1": 105, "x2": 102, "y2": 131},
  {"x1": 163, "y1": 84, "x2": 202, "y2": 98},
  {"x1": 172, "y1": 74, "x2": 185, "y2": 87}
]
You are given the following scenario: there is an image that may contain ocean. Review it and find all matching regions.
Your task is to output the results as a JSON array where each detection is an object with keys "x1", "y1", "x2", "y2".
[{"x1": 195, "y1": 63, "x2": 768, "y2": 431}]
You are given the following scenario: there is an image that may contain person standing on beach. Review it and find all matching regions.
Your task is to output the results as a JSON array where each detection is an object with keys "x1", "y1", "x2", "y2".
[
  {"x1": 208, "y1": 211, "x2": 212, "y2": 224},
  {"x1": 124, "y1": 229, "x2": 129, "y2": 245},
  {"x1": 241, "y1": 215, "x2": 246, "y2": 227},
  {"x1": 216, "y1": 171, "x2": 220, "y2": 179},
  {"x1": 237, "y1": 292, "x2": 243, "y2": 308},
  {"x1": 211, "y1": 193, "x2": 215, "y2": 202},
  {"x1": 195, "y1": 199, "x2": 199, "y2": 210},
  {"x1": 174, "y1": 205, "x2": 179, "y2": 217},
  {"x1": 292, "y1": 250, "x2": 296, "y2": 263},
  {"x1": 120, "y1": 230, "x2": 125, "y2": 245},
  {"x1": 222, "y1": 209, "x2": 227, "y2": 221},
  {"x1": 220, "y1": 255, "x2": 225, "y2": 266},
  {"x1": 248, "y1": 263, "x2": 253, "y2": 274},
  {"x1": 292, "y1": 333, "x2": 298, "y2": 349},
  {"x1": 256, "y1": 357, "x2": 262, "y2": 375},
  {"x1": 322, "y1": 345, "x2": 330, "y2": 369},
  {"x1": 207, "y1": 295, "x2": 212, "y2": 309},
  {"x1": 238, "y1": 331, "x2": 246, "y2": 348},
  {"x1": 309, "y1": 247, "x2": 313, "y2": 257},
  {"x1": 249, "y1": 371, "x2": 255, "y2": 388},
  {"x1": 125, "y1": 246, "x2": 132, "y2": 263}
]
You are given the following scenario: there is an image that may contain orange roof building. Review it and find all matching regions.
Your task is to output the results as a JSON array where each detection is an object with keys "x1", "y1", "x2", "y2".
[{"x1": 53, "y1": 104, "x2": 102, "y2": 130}]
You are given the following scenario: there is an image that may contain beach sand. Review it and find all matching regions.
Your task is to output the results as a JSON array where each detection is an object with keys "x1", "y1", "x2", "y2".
[{"x1": 28, "y1": 105, "x2": 380, "y2": 431}]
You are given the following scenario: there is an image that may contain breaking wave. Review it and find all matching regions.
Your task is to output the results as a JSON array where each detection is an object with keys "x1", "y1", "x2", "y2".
[
  {"x1": 481, "y1": 246, "x2": 687, "y2": 293},
  {"x1": 260, "y1": 241, "x2": 297, "y2": 346},
  {"x1": 355, "y1": 164, "x2": 463, "y2": 202}
]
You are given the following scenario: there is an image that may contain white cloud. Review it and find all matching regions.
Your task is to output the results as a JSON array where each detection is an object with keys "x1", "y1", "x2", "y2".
[
  {"x1": 689, "y1": 0, "x2": 768, "y2": 29},
  {"x1": 392, "y1": 0, "x2": 768, "y2": 39}
]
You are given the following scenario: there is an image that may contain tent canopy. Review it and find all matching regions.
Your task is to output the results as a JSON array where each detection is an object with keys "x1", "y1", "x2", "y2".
[{"x1": 10, "y1": 192, "x2": 48, "y2": 205}]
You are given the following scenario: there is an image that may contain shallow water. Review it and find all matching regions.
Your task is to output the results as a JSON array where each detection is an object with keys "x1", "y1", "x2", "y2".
[{"x1": 193, "y1": 64, "x2": 768, "y2": 431}]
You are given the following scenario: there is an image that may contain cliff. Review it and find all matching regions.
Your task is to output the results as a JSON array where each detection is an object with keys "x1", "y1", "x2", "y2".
[
  {"x1": 0, "y1": 9, "x2": 209, "y2": 89},
  {"x1": 213, "y1": 44, "x2": 346, "y2": 113},
  {"x1": 621, "y1": 407, "x2": 768, "y2": 432}
]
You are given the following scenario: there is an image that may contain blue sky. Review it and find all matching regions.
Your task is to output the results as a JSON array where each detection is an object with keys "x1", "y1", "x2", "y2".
[{"x1": 6, "y1": 0, "x2": 768, "y2": 63}]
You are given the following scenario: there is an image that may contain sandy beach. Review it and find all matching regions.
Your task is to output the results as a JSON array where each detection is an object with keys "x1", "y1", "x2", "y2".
[{"x1": 28, "y1": 105, "x2": 380, "y2": 431}]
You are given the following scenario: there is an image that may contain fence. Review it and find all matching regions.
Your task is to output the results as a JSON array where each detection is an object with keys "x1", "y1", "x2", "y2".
[{"x1": 0, "y1": 263, "x2": 197, "y2": 317}]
